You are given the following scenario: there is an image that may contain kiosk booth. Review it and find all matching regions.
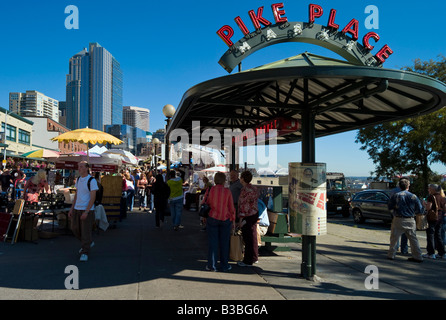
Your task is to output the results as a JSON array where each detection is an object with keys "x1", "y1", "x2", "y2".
[{"x1": 167, "y1": 3, "x2": 446, "y2": 279}]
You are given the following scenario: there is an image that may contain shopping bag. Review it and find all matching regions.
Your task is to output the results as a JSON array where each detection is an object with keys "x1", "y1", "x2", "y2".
[
  {"x1": 230, "y1": 232, "x2": 244, "y2": 262},
  {"x1": 416, "y1": 214, "x2": 428, "y2": 231}
]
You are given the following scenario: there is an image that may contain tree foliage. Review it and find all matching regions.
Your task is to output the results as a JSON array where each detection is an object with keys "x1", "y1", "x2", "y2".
[{"x1": 356, "y1": 55, "x2": 446, "y2": 195}]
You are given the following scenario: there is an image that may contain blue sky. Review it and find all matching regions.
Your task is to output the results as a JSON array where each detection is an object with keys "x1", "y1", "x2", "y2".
[{"x1": 0, "y1": 0, "x2": 445, "y2": 176}]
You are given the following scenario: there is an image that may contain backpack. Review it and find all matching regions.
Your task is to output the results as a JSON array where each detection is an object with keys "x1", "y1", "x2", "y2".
[{"x1": 87, "y1": 177, "x2": 103, "y2": 205}]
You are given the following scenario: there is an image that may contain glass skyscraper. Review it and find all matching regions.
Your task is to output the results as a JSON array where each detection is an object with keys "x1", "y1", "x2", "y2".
[{"x1": 66, "y1": 43, "x2": 123, "y2": 130}]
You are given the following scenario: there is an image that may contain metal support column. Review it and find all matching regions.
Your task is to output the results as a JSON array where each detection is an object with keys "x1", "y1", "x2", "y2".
[{"x1": 300, "y1": 79, "x2": 317, "y2": 279}]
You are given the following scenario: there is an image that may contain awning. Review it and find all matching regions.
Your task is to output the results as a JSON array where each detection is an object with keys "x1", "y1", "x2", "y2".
[{"x1": 169, "y1": 53, "x2": 446, "y2": 145}]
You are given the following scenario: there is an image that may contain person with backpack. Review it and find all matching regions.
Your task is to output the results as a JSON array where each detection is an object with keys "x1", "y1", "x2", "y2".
[{"x1": 68, "y1": 161, "x2": 99, "y2": 262}]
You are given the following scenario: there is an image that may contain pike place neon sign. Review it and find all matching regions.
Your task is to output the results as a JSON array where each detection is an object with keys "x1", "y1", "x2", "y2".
[{"x1": 217, "y1": 3, "x2": 393, "y2": 73}]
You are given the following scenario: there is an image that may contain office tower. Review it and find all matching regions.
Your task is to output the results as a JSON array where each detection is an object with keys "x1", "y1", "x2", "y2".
[
  {"x1": 66, "y1": 48, "x2": 89, "y2": 129},
  {"x1": 66, "y1": 43, "x2": 123, "y2": 130},
  {"x1": 123, "y1": 106, "x2": 150, "y2": 132},
  {"x1": 9, "y1": 90, "x2": 59, "y2": 122}
]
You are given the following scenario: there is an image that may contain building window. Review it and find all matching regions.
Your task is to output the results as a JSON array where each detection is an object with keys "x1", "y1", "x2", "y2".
[
  {"x1": 1, "y1": 123, "x2": 17, "y2": 142},
  {"x1": 18, "y1": 129, "x2": 30, "y2": 145}
]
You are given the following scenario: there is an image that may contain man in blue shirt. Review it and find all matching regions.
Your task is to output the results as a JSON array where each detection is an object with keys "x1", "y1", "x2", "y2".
[{"x1": 387, "y1": 178, "x2": 424, "y2": 262}]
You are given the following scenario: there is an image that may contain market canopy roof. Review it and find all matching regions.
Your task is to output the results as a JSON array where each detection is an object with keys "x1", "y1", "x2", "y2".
[{"x1": 169, "y1": 53, "x2": 446, "y2": 145}]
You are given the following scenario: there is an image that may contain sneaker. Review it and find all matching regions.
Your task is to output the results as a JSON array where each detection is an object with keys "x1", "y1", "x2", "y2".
[
  {"x1": 206, "y1": 265, "x2": 217, "y2": 272},
  {"x1": 221, "y1": 265, "x2": 232, "y2": 272},
  {"x1": 237, "y1": 261, "x2": 252, "y2": 267},
  {"x1": 79, "y1": 241, "x2": 94, "y2": 254},
  {"x1": 178, "y1": 225, "x2": 184, "y2": 229},
  {"x1": 435, "y1": 254, "x2": 446, "y2": 259},
  {"x1": 422, "y1": 253, "x2": 436, "y2": 259},
  {"x1": 79, "y1": 254, "x2": 88, "y2": 262}
]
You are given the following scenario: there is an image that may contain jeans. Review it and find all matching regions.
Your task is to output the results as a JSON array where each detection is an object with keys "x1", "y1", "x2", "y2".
[
  {"x1": 126, "y1": 189, "x2": 135, "y2": 211},
  {"x1": 441, "y1": 213, "x2": 446, "y2": 244},
  {"x1": 139, "y1": 190, "x2": 147, "y2": 208},
  {"x1": 170, "y1": 198, "x2": 183, "y2": 227},
  {"x1": 426, "y1": 220, "x2": 445, "y2": 256},
  {"x1": 206, "y1": 217, "x2": 232, "y2": 271}
]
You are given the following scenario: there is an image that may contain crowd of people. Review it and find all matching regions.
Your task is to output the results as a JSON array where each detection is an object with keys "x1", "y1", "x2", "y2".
[
  {"x1": 57, "y1": 162, "x2": 265, "y2": 265},
  {"x1": 114, "y1": 166, "x2": 266, "y2": 271},
  {"x1": 387, "y1": 178, "x2": 446, "y2": 263},
  {"x1": 6, "y1": 159, "x2": 446, "y2": 268}
]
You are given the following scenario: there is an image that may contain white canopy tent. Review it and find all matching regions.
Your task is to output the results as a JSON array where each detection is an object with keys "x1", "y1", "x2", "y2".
[{"x1": 102, "y1": 149, "x2": 138, "y2": 166}]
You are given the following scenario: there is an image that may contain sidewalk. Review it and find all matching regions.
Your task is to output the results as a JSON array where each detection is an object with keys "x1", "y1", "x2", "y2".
[{"x1": 0, "y1": 208, "x2": 444, "y2": 300}]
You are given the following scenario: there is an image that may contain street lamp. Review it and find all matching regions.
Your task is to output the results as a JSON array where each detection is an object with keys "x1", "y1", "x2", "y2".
[
  {"x1": 162, "y1": 104, "x2": 176, "y2": 173},
  {"x1": 152, "y1": 137, "x2": 160, "y2": 170}
]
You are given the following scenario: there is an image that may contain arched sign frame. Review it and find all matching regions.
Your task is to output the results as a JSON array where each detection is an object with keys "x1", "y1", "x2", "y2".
[{"x1": 218, "y1": 22, "x2": 381, "y2": 73}]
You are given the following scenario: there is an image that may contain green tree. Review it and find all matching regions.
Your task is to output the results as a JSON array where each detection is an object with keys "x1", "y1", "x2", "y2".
[{"x1": 356, "y1": 55, "x2": 446, "y2": 196}]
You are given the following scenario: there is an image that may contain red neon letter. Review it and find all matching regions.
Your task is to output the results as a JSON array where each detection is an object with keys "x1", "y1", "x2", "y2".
[
  {"x1": 363, "y1": 32, "x2": 380, "y2": 51},
  {"x1": 217, "y1": 25, "x2": 235, "y2": 47},
  {"x1": 327, "y1": 9, "x2": 339, "y2": 30},
  {"x1": 342, "y1": 19, "x2": 359, "y2": 40},
  {"x1": 272, "y1": 3, "x2": 287, "y2": 23},
  {"x1": 309, "y1": 4, "x2": 323, "y2": 24},
  {"x1": 235, "y1": 16, "x2": 250, "y2": 36},
  {"x1": 249, "y1": 6, "x2": 272, "y2": 29},
  {"x1": 375, "y1": 45, "x2": 393, "y2": 64}
]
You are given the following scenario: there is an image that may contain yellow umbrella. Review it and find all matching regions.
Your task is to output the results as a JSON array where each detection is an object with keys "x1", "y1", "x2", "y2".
[{"x1": 51, "y1": 128, "x2": 123, "y2": 145}]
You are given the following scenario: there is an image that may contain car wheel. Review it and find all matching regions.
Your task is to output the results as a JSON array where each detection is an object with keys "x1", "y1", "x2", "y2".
[{"x1": 352, "y1": 209, "x2": 365, "y2": 223}]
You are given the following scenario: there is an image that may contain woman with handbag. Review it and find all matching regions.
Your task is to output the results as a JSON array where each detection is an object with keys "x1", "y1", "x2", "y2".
[
  {"x1": 237, "y1": 171, "x2": 259, "y2": 267},
  {"x1": 199, "y1": 176, "x2": 213, "y2": 230},
  {"x1": 423, "y1": 184, "x2": 446, "y2": 259},
  {"x1": 204, "y1": 172, "x2": 235, "y2": 272}
]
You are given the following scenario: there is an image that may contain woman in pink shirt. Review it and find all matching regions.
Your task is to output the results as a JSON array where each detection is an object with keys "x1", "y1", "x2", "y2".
[{"x1": 204, "y1": 172, "x2": 235, "y2": 272}]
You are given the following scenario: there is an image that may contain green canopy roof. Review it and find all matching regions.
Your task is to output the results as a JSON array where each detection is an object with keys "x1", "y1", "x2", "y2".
[{"x1": 169, "y1": 53, "x2": 446, "y2": 146}]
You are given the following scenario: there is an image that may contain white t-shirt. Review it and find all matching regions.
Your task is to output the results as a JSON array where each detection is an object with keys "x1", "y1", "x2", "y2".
[{"x1": 74, "y1": 175, "x2": 99, "y2": 211}]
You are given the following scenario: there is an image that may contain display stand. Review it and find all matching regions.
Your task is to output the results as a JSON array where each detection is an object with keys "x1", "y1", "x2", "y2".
[
  {"x1": 5, "y1": 200, "x2": 25, "y2": 244},
  {"x1": 101, "y1": 175, "x2": 124, "y2": 228}
]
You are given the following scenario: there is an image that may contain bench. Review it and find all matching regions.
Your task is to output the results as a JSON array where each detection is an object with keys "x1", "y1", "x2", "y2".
[{"x1": 260, "y1": 211, "x2": 301, "y2": 251}]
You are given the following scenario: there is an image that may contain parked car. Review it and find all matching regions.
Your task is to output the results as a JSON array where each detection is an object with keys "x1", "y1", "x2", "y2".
[
  {"x1": 350, "y1": 190, "x2": 392, "y2": 223},
  {"x1": 326, "y1": 173, "x2": 351, "y2": 218}
]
